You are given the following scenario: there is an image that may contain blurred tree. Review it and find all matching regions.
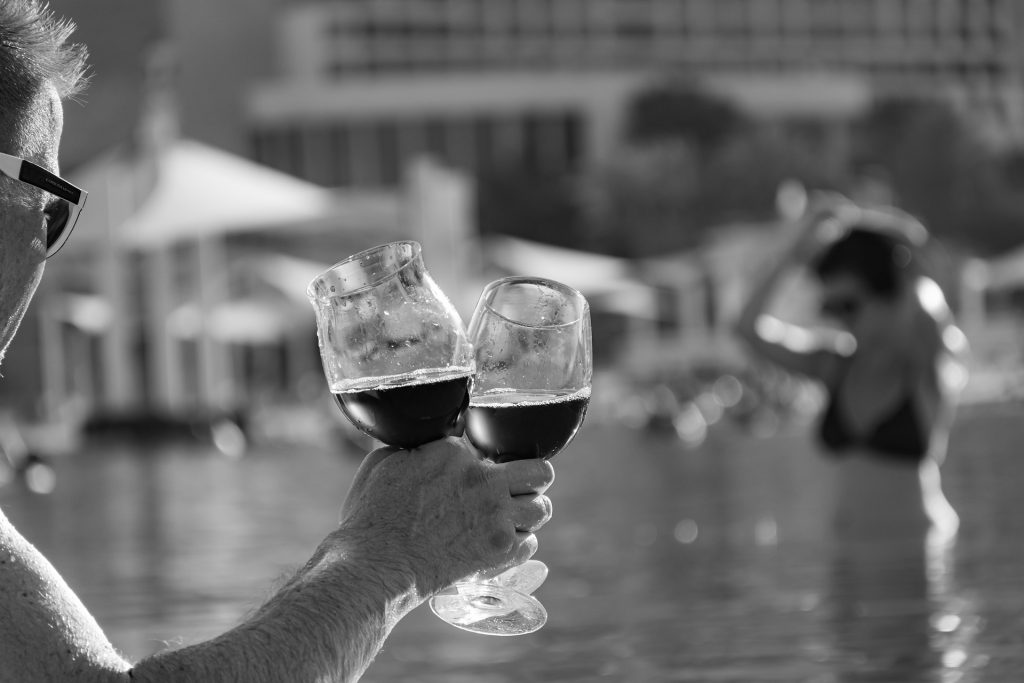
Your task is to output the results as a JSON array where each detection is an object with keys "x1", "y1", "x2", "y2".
[
  {"x1": 697, "y1": 126, "x2": 841, "y2": 225},
  {"x1": 474, "y1": 165, "x2": 584, "y2": 249},
  {"x1": 623, "y1": 82, "x2": 747, "y2": 158},
  {"x1": 580, "y1": 141, "x2": 702, "y2": 256},
  {"x1": 855, "y1": 97, "x2": 1024, "y2": 255},
  {"x1": 580, "y1": 84, "x2": 841, "y2": 257}
]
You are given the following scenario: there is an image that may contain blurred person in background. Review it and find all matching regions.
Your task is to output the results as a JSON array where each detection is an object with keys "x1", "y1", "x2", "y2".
[
  {"x1": 735, "y1": 196, "x2": 968, "y2": 543},
  {"x1": 0, "y1": 2, "x2": 553, "y2": 681}
]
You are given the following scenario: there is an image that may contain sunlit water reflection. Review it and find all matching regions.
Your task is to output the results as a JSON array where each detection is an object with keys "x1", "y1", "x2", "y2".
[{"x1": 2, "y1": 403, "x2": 1023, "y2": 682}]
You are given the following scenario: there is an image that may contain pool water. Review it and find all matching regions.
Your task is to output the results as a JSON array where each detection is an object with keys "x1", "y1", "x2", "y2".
[{"x1": 2, "y1": 403, "x2": 1023, "y2": 682}]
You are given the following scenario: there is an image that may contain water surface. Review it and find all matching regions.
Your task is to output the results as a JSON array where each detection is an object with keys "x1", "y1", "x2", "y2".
[{"x1": 2, "y1": 405, "x2": 1022, "y2": 682}]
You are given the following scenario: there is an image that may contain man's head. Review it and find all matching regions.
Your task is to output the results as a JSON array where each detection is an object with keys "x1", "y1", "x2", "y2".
[{"x1": 0, "y1": 0, "x2": 87, "y2": 363}]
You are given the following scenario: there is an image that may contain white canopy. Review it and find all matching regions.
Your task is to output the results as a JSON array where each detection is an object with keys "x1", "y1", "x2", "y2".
[
  {"x1": 124, "y1": 140, "x2": 336, "y2": 248},
  {"x1": 67, "y1": 139, "x2": 401, "y2": 251}
]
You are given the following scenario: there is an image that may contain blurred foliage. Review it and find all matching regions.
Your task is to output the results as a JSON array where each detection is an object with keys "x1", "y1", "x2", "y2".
[
  {"x1": 475, "y1": 82, "x2": 1024, "y2": 260},
  {"x1": 853, "y1": 97, "x2": 1024, "y2": 256},
  {"x1": 578, "y1": 141, "x2": 702, "y2": 255},
  {"x1": 582, "y1": 84, "x2": 841, "y2": 257},
  {"x1": 623, "y1": 85, "x2": 746, "y2": 158},
  {"x1": 475, "y1": 165, "x2": 586, "y2": 249}
]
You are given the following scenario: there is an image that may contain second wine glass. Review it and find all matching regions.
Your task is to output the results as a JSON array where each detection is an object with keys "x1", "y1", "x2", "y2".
[{"x1": 430, "y1": 276, "x2": 593, "y2": 635}]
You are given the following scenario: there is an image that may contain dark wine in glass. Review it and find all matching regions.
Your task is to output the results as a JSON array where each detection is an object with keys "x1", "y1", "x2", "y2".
[
  {"x1": 333, "y1": 374, "x2": 472, "y2": 450},
  {"x1": 466, "y1": 388, "x2": 589, "y2": 463}
]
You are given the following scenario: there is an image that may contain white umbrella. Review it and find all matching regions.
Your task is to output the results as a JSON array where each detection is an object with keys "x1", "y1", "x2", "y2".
[
  {"x1": 121, "y1": 140, "x2": 337, "y2": 249},
  {"x1": 66, "y1": 139, "x2": 363, "y2": 252}
]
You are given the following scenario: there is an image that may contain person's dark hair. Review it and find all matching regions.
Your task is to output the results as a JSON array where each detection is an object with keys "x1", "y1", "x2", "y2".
[
  {"x1": 812, "y1": 226, "x2": 917, "y2": 299},
  {"x1": 0, "y1": 0, "x2": 88, "y2": 145}
]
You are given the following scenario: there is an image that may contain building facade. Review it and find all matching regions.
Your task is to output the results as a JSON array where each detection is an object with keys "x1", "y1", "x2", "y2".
[{"x1": 247, "y1": 0, "x2": 1024, "y2": 189}]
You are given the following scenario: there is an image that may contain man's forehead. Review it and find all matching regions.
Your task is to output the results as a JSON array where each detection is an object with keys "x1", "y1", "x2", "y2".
[
  {"x1": 1, "y1": 85, "x2": 63, "y2": 208},
  {"x1": 8, "y1": 84, "x2": 63, "y2": 164}
]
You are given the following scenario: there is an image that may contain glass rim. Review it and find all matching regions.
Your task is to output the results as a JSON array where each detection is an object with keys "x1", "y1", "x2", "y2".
[
  {"x1": 306, "y1": 240, "x2": 422, "y2": 302},
  {"x1": 480, "y1": 276, "x2": 589, "y2": 329}
]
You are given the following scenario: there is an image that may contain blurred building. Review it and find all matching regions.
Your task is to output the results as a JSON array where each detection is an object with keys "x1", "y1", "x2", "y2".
[
  {"x1": 247, "y1": 0, "x2": 1024, "y2": 189},
  {"x1": 8, "y1": 1, "x2": 1021, "y2": 428}
]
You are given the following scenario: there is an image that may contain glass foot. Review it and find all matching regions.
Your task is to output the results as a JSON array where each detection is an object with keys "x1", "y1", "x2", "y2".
[
  {"x1": 429, "y1": 581, "x2": 547, "y2": 636},
  {"x1": 491, "y1": 559, "x2": 548, "y2": 596}
]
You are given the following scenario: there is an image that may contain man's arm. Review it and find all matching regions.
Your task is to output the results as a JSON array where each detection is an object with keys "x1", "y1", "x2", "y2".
[
  {"x1": 130, "y1": 530, "x2": 418, "y2": 682},
  {"x1": 0, "y1": 438, "x2": 554, "y2": 682},
  {"x1": 0, "y1": 509, "x2": 132, "y2": 681}
]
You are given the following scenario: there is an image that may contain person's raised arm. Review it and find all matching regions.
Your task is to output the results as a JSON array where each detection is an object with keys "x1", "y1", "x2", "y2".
[
  {"x1": 0, "y1": 438, "x2": 553, "y2": 683},
  {"x1": 733, "y1": 201, "x2": 852, "y2": 384}
]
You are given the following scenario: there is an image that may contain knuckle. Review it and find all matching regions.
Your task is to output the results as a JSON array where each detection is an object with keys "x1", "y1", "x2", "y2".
[
  {"x1": 537, "y1": 495, "x2": 553, "y2": 524},
  {"x1": 460, "y1": 459, "x2": 494, "y2": 491},
  {"x1": 516, "y1": 495, "x2": 553, "y2": 532}
]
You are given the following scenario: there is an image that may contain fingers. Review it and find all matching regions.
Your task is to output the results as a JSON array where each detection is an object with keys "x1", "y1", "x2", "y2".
[
  {"x1": 500, "y1": 458, "x2": 555, "y2": 495},
  {"x1": 509, "y1": 493, "x2": 552, "y2": 534},
  {"x1": 513, "y1": 532, "x2": 539, "y2": 566},
  {"x1": 479, "y1": 532, "x2": 539, "y2": 579}
]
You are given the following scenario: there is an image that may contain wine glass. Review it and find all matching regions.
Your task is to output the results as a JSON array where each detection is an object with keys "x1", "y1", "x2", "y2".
[
  {"x1": 430, "y1": 276, "x2": 592, "y2": 635},
  {"x1": 305, "y1": 241, "x2": 474, "y2": 449}
]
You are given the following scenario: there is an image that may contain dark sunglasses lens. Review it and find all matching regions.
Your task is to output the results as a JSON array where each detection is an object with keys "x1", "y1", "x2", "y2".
[{"x1": 45, "y1": 200, "x2": 70, "y2": 250}]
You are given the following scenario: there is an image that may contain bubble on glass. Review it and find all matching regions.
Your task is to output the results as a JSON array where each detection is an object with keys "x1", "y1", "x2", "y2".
[{"x1": 355, "y1": 294, "x2": 379, "y2": 321}]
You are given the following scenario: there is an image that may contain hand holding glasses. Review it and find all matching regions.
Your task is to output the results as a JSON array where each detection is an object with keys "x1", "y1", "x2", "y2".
[{"x1": 308, "y1": 246, "x2": 591, "y2": 636}]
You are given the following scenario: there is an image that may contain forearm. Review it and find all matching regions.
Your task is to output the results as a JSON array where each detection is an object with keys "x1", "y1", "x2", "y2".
[
  {"x1": 129, "y1": 531, "x2": 421, "y2": 683},
  {"x1": 734, "y1": 249, "x2": 796, "y2": 341}
]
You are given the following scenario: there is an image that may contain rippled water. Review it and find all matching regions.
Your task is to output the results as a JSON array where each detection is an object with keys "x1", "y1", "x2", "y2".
[{"x1": 2, "y1": 404, "x2": 1023, "y2": 682}]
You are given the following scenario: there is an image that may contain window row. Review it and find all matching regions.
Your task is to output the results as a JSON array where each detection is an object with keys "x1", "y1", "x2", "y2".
[
  {"x1": 320, "y1": 0, "x2": 1011, "y2": 38},
  {"x1": 318, "y1": 38, "x2": 1013, "y2": 80},
  {"x1": 251, "y1": 113, "x2": 585, "y2": 189}
]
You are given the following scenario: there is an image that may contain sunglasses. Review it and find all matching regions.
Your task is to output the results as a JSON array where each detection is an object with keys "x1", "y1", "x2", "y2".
[
  {"x1": 0, "y1": 152, "x2": 88, "y2": 258},
  {"x1": 820, "y1": 295, "x2": 864, "y2": 321}
]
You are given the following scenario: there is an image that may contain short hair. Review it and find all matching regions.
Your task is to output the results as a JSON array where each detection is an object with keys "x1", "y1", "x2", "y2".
[{"x1": 0, "y1": 0, "x2": 88, "y2": 146}]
